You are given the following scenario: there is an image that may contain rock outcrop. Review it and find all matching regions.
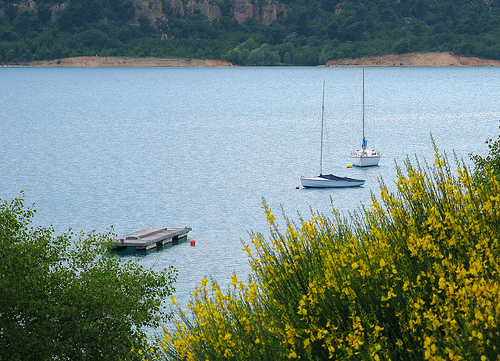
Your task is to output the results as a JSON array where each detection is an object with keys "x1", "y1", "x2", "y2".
[
  {"x1": 133, "y1": 0, "x2": 166, "y2": 24},
  {"x1": 231, "y1": 0, "x2": 286, "y2": 25},
  {"x1": 14, "y1": 0, "x2": 37, "y2": 12},
  {"x1": 185, "y1": 0, "x2": 222, "y2": 21},
  {"x1": 160, "y1": 0, "x2": 286, "y2": 25},
  {"x1": 6, "y1": 0, "x2": 286, "y2": 26}
]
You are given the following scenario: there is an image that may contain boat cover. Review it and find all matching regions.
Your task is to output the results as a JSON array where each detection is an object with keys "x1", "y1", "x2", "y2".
[{"x1": 319, "y1": 174, "x2": 360, "y2": 182}]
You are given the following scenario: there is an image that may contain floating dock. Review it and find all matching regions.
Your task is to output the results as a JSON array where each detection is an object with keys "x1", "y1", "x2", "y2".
[{"x1": 113, "y1": 227, "x2": 192, "y2": 252}]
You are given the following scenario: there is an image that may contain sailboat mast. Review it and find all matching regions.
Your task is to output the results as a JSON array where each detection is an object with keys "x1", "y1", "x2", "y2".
[
  {"x1": 320, "y1": 81, "x2": 325, "y2": 175},
  {"x1": 362, "y1": 61, "x2": 366, "y2": 150}
]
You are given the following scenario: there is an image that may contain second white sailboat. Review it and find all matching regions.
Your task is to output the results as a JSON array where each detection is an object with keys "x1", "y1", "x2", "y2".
[{"x1": 351, "y1": 63, "x2": 381, "y2": 167}]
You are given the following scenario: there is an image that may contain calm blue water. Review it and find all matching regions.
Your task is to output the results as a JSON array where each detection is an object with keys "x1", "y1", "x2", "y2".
[{"x1": 1, "y1": 66, "x2": 499, "y2": 315}]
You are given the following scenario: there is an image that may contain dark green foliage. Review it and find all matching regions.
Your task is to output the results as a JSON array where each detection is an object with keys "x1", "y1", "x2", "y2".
[
  {"x1": 0, "y1": 0, "x2": 499, "y2": 65},
  {"x1": 0, "y1": 194, "x2": 177, "y2": 361},
  {"x1": 470, "y1": 126, "x2": 500, "y2": 183}
]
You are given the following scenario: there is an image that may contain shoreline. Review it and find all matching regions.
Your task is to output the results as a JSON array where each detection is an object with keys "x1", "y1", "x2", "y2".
[
  {"x1": 1, "y1": 56, "x2": 234, "y2": 68},
  {"x1": 1, "y1": 52, "x2": 500, "y2": 68},
  {"x1": 325, "y1": 52, "x2": 500, "y2": 67}
]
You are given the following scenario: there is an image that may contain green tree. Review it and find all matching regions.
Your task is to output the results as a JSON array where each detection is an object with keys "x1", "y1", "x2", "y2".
[
  {"x1": 283, "y1": 51, "x2": 292, "y2": 64},
  {"x1": 0, "y1": 194, "x2": 177, "y2": 361},
  {"x1": 12, "y1": 11, "x2": 41, "y2": 36},
  {"x1": 470, "y1": 126, "x2": 500, "y2": 182},
  {"x1": 4, "y1": 3, "x2": 18, "y2": 22},
  {"x1": 37, "y1": 4, "x2": 52, "y2": 24},
  {"x1": 138, "y1": 14, "x2": 151, "y2": 28},
  {"x1": 247, "y1": 47, "x2": 265, "y2": 65},
  {"x1": 392, "y1": 37, "x2": 413, "y2": 54}
]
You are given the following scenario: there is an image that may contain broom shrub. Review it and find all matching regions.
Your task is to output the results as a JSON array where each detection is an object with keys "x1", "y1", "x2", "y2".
[{"x1": 158, "y1": 143, "x2": 500, "y2": 360}]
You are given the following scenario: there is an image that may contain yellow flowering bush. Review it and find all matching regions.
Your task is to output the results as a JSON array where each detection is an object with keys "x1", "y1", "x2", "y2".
[
  {"x1": 160, "y1": 275, "x2": 286, "y2": 360},
  {"x1": 160, "y1": 146, "x2": 500, "y2": 360}
]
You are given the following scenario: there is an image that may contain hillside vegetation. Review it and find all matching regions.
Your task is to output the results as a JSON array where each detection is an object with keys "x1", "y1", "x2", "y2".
[{"x1": 1, "y1": 0, "x2": 499, "y2": 66}]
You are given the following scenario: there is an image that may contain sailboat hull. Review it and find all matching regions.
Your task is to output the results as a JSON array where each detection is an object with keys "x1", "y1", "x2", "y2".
[
  {"x1": 351, "y1": 149, "x2": 381, "y2": 167},
  {"x1": 301, "y1": 174, "x2": 365, "y2": 188}
]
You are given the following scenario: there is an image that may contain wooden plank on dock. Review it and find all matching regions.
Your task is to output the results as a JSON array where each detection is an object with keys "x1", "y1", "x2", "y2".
[{"x1": 113, "y1": 227, "x2": 192, "y2": 252}]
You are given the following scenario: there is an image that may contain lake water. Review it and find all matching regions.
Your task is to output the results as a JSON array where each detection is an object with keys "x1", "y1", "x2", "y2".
[{"x1": 1, "y1": 66, "x2": 499, "y2": 318}]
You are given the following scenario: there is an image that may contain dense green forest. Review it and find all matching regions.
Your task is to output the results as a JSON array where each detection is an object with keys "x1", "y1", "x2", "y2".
[{"x1": 1, "y1": 0, "x2": 499, "y2": 65}]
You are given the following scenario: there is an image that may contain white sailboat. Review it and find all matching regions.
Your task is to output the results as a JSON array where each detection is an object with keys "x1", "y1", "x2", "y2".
[
  {"x1": 351, "y1": 63, "x2": 381, "y2": 167},
  {"x1": 301, "y1": 82, "x2": 365, "y2": 188}
]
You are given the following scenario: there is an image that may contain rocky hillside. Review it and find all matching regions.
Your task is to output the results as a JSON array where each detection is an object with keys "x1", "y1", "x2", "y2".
[
  {"x1": 162, "y1": 0, "x2": 286, "y2": 25},
  {"x1": 1, "y1": 0, "x2": 499, "y2": 66},
  {"x1": 3, "y1": 0, "x2": 287, "y2": 26}
]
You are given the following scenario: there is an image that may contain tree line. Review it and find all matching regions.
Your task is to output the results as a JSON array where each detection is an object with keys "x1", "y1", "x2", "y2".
[{"x1": 0, "y1": 0, "x2": 499, "y2": 65}]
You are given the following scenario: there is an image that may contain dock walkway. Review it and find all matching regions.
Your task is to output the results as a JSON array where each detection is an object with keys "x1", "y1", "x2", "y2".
[{"x1": 113, "y1": 227, "x2": 191, "y2": 252}]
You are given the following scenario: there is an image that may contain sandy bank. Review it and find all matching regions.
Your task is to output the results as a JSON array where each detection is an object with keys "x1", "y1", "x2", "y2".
[
  {"x1": 3, "y1": 56, "x2": 233, "y2": 67},
  {"x1": 326, "y1": 52, "x2": 500, "y2": 67}
]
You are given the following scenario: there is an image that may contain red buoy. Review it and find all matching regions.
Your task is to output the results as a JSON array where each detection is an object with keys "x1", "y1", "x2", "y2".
[
  {"x1": 190, "y1": 239, "x2": 196, "y2": 246},
  {"x1": 296, "y1": 186, "x2": 300, "y2": 189}
]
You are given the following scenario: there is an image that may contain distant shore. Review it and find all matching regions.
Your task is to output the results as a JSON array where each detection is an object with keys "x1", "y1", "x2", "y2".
[{"x1": 2, "y1": 52, "x2": 500, "y2": 67}]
